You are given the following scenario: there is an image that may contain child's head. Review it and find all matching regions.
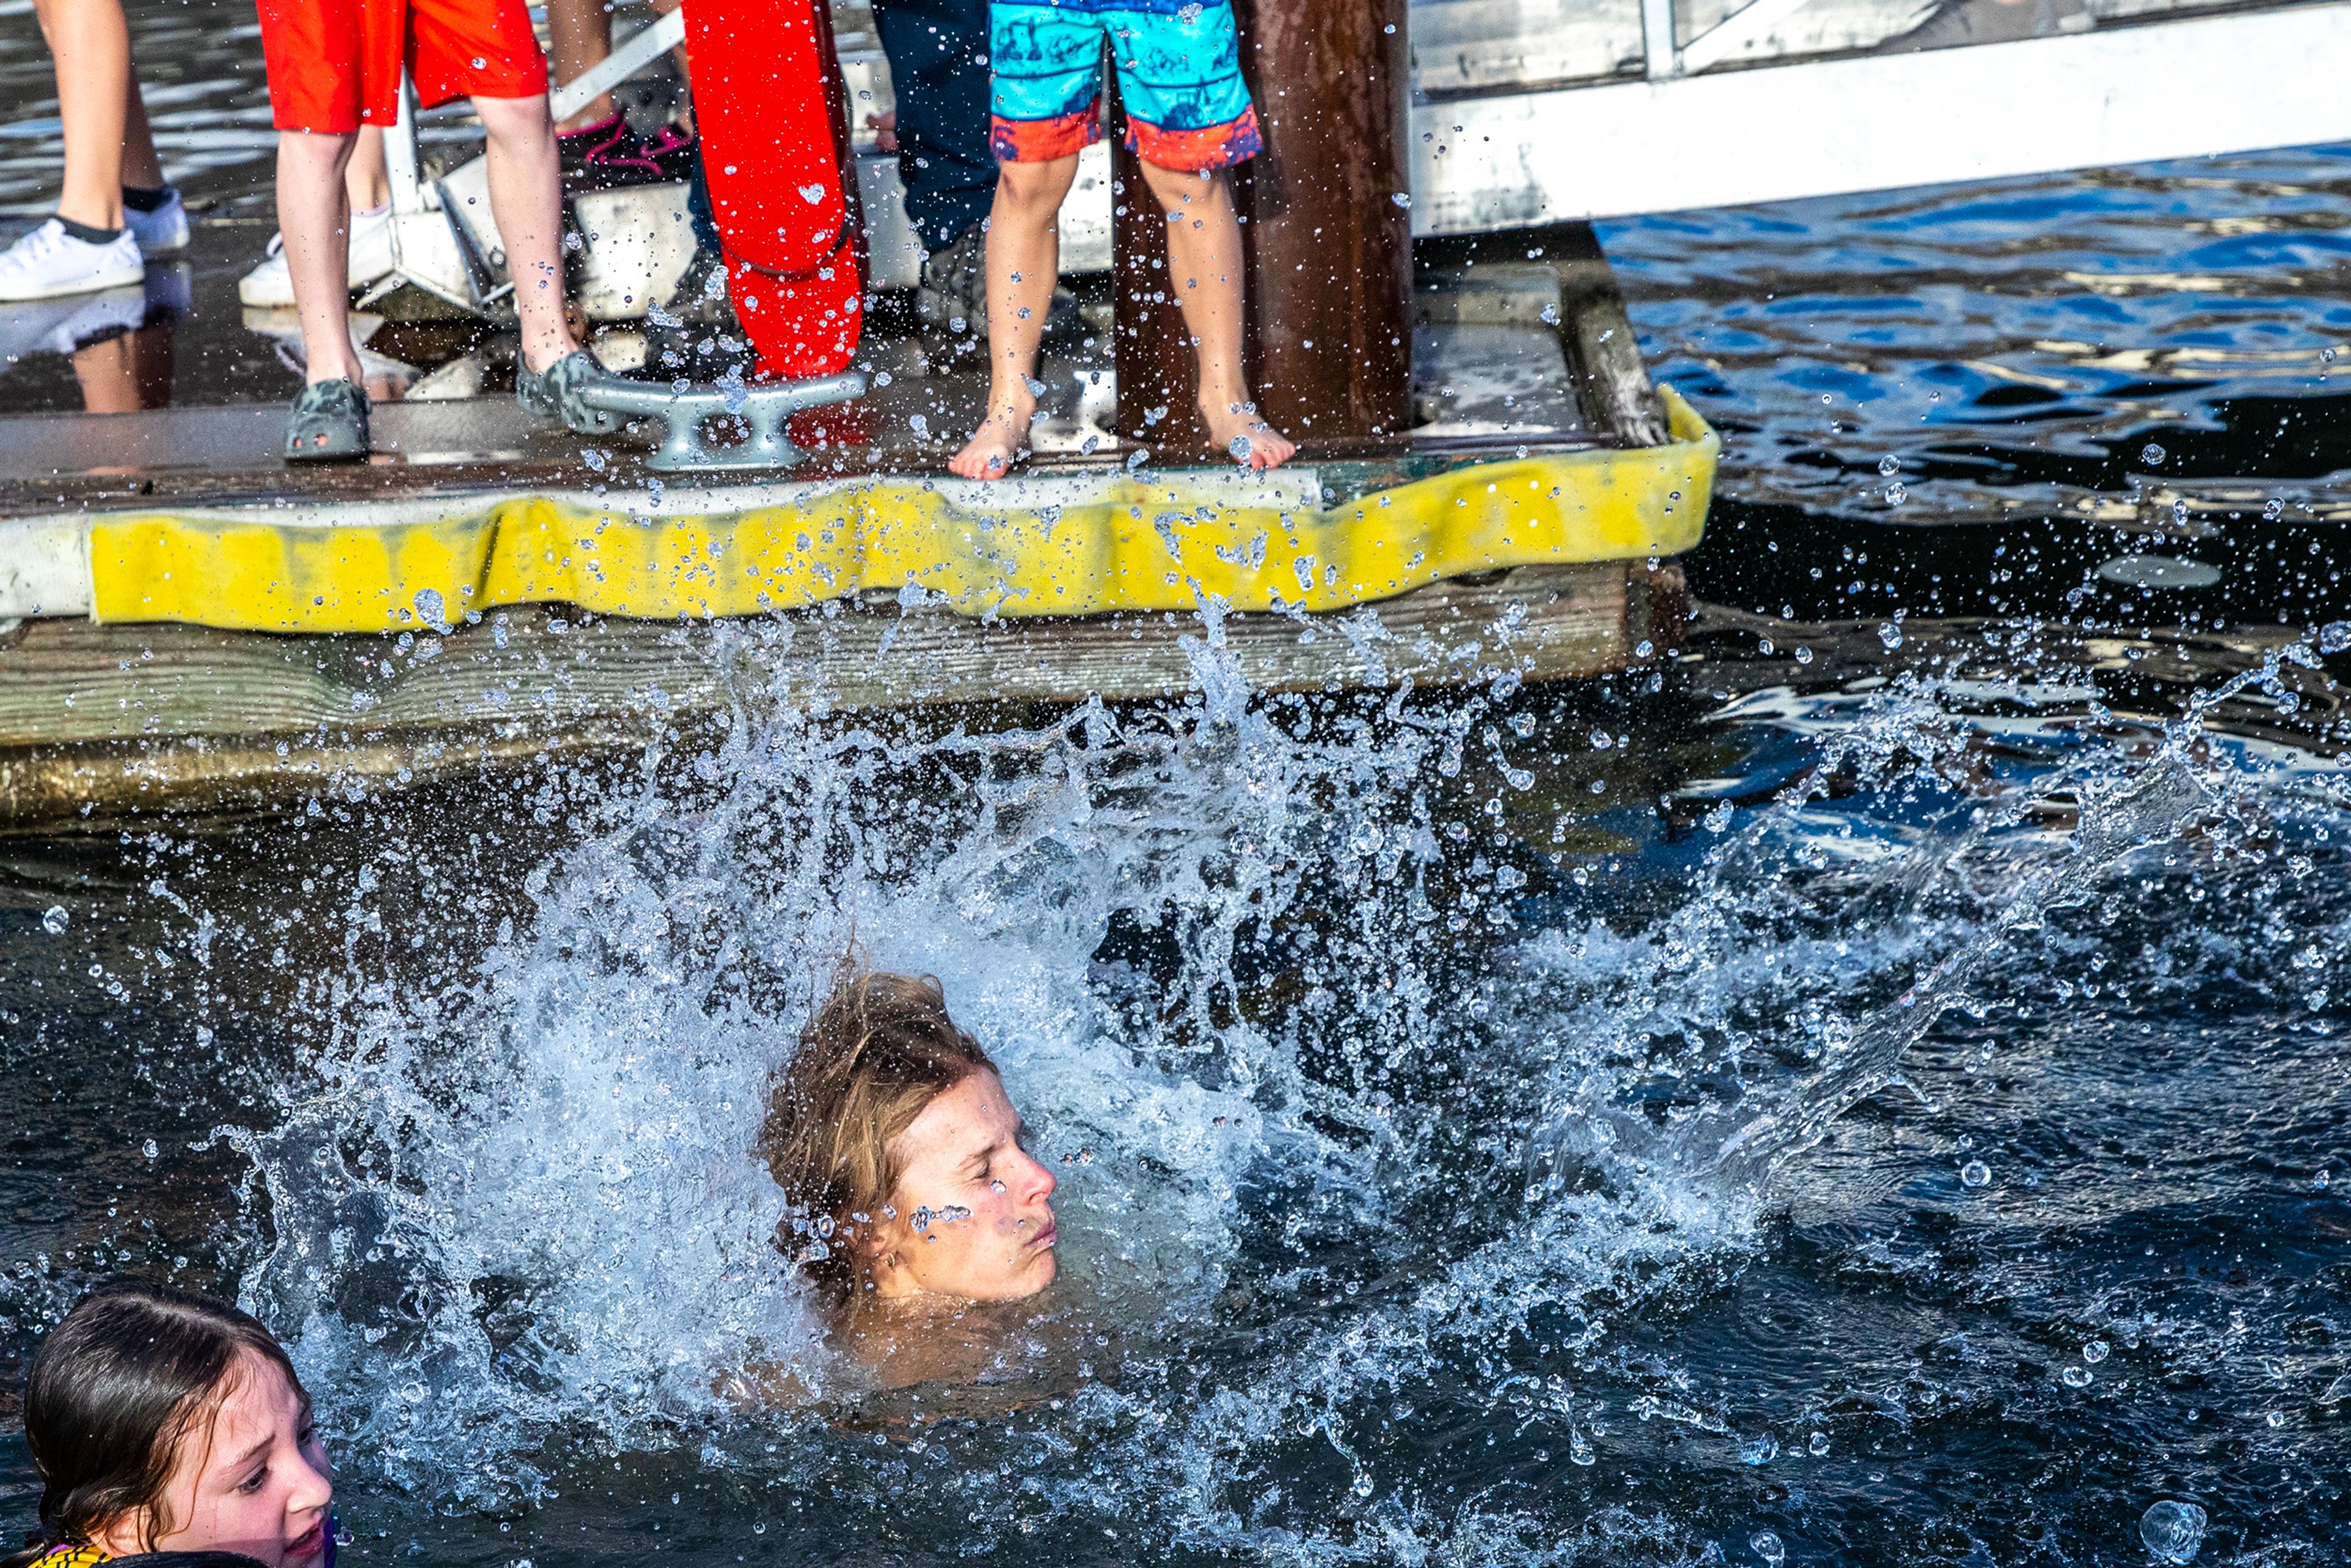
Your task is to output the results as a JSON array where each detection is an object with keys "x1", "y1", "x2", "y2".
[
  {"x1": 18, "y1": 1280, "x2": 331, "y2": 1568},
  {"x1": 759, "y1": 969, "x2": 1059, "y2": 1305}
]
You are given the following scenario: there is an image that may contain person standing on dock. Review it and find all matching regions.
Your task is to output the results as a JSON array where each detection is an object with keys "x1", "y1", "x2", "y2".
[
  {"x1": 953, "y1": 0, "x2": 1293, "y2": 477},
  {"x1": 0, "y1": 0, "x2": 187, "y2": 302},
  {"x1": 259, "y1": 0, "x2": 636, "y2": 461}
]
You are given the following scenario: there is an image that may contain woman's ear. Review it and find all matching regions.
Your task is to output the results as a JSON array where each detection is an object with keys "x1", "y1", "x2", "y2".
[{"x1": 90, "y1": 1508, "x2": 155, "y2": 1558}]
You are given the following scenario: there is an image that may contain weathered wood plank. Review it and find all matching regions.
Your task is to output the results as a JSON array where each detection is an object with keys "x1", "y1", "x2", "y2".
[{"x1": 0, "y1": 560, "x2": 1670, "y2": 832}]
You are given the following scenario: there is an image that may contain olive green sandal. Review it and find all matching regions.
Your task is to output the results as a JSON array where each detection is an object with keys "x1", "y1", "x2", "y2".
[
  {"x1": 284, "y1": 378, "x2": 370, "y2": 465},
  {"x1": 516, "y1": 349, "x2": 632, "y2": 435}
]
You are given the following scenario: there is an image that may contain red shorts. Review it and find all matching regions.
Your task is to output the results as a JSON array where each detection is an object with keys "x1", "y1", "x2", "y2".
[{"x1": 258, "y1": 0, "x2": 549, "y2": 133}]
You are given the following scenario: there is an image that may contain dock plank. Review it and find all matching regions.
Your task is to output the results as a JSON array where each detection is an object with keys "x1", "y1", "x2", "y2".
[{"x1": 0, "y1": 560, "x2": 1676, "y2": 831}]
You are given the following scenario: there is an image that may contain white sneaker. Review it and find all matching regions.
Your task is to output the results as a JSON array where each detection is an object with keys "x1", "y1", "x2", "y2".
[
  {"x1": 236, "y1": 203, "x2": 397, "y2": 308},
  {"x1": 0, "y1": 219, "x2": 144, "y2": 303},
  {"x1": 124, "y1": 189, "x2": 190, "y2": 256}
]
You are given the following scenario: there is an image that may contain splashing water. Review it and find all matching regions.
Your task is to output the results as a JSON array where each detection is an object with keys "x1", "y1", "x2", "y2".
[{"x1": 5, "y1": 607, "x2": 2347, "y2": 1566}]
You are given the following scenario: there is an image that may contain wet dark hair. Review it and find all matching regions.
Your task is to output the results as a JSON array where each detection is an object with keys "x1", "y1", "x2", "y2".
[
  {"x1": 7, "y1": 1278, "x2": 310, "y2": 1565},
  {"x1": 757, "y1": 966, "x2": 996, "y2": 1294}
]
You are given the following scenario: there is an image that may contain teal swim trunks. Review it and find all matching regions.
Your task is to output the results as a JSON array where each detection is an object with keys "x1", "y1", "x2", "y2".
[{"x1": 989, "y1": 0, "x2": 1263, "y2": 172}]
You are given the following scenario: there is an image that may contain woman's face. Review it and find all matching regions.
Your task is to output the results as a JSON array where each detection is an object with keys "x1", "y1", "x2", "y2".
[
  {"x1": 96, "y1": 1349, "x2": 334, "y2": 1568},
  {"x1": 869, "y1": 1070, "x2": 1059, "y2": 1302}
]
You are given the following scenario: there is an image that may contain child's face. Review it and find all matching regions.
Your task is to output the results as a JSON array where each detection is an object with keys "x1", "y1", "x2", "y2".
[
  {"x1": 102, "y1": 1350, "x2": 334, "y2": 1568},
  {"x1": 871, "y1": 1070, "x2": 1060, "y2": 1302}
]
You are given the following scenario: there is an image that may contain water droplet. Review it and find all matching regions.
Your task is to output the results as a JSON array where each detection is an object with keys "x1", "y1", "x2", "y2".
[
  {"x1": 1750, "y1": 1529, "x2": 1786, "y2": 1566},
  {"x1": 1391, "y1": 192, "x2": 1412, "y2": 208},
  {"x1": 910, "y1": 1206, "x2": 934, "y2": 1232},
  {"x1": 1793, "y1": 646, "x2": 1815, "y2": 666},
  {"x1": 990, "y1": 1179, "x2": 1007, "y2": 1194},
  {"x1": 1878, "y1": 621, "x2": 1903, "y2": 650},
  {"x1": 2265, "y1": 1410, "x2": 2285, "y2": 1428},
  {"x1": 909, "y1": 413, "x2": 930, "y2": 439},
  {"x1": 1352, "y1": 1472, "x2": 1374, "y2": 1497},
  {"x1": 1229, "y1": 435, "x2": 1253, "y2": 462},
  {"x1": 1960, "y1": 1160, "x2": 1991, "y2": 1188},
  {"x1": 142, "y1": 1139, "x2": 159, "y2": 1160},
  {"x1": 814, "y1": 1215, "x2": 834, "y2": 1238},
  {"x1": 2139, "y1": 1500, "x2": 2206, "y2": 1564},
  {"x1": 1739, "y1": 1435, "x2": 1779, "y2": 1466},
  {"x1": 40, "y1": 906, "x2": 67, "y2": 935},
  {"x1": 414, "y1": 586, "x2": 446, "y2": 628},
  {"x1": 2318, "y1": 621, "x2": 2351, "y2": 655},
  {"x1": 1704, "y1": 802, "x2": 1734, "y2": 833},
  {"x1": 2140, "y1": 443, "x2": 2165, "y2": 465},
  {"x1": 1807, "y1": 1431, "x2": 1829, "y2": 1455},
  {"x1": 1589, "y1": 730, "x2": 1613, "y2": 750},
  {"x1": 1568, "y1": 1430, "x2": 1594, "y2": 1465},
  {"x1": 2263, "y1": 497, "x2": 2285, "y2": 521},
  {"x1": 2082, "y1": 1341, "x2": 2109, "y2": 1364},
  {"x1": 1877, "y1": 454, "x2": 1900, "y2": 475},
  {"x1": 1883, "y1": 481, "x2": 1907, "y2": 506},
  {"x1": 2061, "y1": 1365, "x2": 2093, "y2": 1387}
]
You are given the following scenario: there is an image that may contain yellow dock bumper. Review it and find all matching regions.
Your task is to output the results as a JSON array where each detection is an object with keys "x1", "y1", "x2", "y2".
[{"x1": 82, "y1": 389, "x2": 1715, "y2": 632}]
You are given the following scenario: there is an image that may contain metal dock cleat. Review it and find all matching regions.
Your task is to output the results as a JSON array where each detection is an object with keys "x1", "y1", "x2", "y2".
[{"x1": 574, "y1": 372, "x2": 866, "y2": 471}]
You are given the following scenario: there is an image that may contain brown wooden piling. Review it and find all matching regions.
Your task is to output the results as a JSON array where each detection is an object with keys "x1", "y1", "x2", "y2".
[{"x1": 1114, "y1": 0, "x2": 1414, "y2": 451}]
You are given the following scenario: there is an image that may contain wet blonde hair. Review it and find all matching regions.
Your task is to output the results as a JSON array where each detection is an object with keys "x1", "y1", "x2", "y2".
[{"x1": 758, "y1": 966, "x2": 994, "y2": 1293}]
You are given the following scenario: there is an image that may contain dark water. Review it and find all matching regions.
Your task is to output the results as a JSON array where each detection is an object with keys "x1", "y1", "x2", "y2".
[{"x1": 4, "y1": 14, "x2": 2351, "y2": 1566}]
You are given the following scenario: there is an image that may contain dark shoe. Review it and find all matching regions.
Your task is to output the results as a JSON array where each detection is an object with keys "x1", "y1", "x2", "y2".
[
  {"x1": 284, "y1": 378, "x2": 369, "y2": 463},
  {"x1": 644, "y1": 249, "x2": 752, "y2": 380},
  {"x1": 516, "y1": 349, "x2": 632, "y2": 435},
  {"x1": 560, "y1": 113, "x2": 700, "y2": 194},
  {"x1": 916, "y1": 220, "x2": 987, "y2": 337},
  {"x1": 916, "y1": 220, "x2": 1080, "y2": 343},
  {"x1": 657, "y1": 248, "x2": 736, "y2": 330}
]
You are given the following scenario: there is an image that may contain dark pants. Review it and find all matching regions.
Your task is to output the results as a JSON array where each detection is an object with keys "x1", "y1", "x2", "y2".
[
  {"x1": 872, "y1": 0, "x2": 997, "y2": 252},
  {"x1": 687, "y1": 0, "x2": 996, "y2": 258}
]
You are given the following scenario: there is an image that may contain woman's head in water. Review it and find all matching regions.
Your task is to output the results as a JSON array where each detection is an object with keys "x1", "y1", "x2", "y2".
[
  {"x1": 12, "y1": 1278, "x2": 332, "y2": 1568},
  {"x1": 760, "y1": 969, "x2": 1059, "y2": 1306}
]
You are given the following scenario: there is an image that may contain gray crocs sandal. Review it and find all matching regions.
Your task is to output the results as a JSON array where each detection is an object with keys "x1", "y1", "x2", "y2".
[
  {"x1": 284, "y1": 378, "x2": 369, "y2": 464},
  {"x1": 516, "y1": 349, "x2": 630, "y2": 435}
]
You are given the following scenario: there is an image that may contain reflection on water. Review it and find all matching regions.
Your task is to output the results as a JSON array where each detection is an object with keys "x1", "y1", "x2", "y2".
[{"x1": 0, "y1": 261, "x2": 186, "y2": 411}]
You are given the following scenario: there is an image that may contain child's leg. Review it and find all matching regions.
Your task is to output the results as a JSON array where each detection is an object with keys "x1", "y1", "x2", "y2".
[
  {"x1": 33, "y1": 0, "x2": 140, "y2": 231},
  {"x1": 948, "y1": 152, "x2": 1079, "y2": 481},
  {"x1": 276, "y1": 129, "x2": 365, "y2": 384},
  {"x1": 470, "y1": 92, "x2": 580, "y2": 374},
  {"x1": 346, "y1": 123, "x2": 389, "y2": 212},
  {"x1": 1134, "y1": 160, "x2": 1293, "y2": 471}
]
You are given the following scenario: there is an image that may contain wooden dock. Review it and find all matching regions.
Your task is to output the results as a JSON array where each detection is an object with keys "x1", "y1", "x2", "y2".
[{"x1": 0, "y1": 230, "x2": 1710, "y2": 835}]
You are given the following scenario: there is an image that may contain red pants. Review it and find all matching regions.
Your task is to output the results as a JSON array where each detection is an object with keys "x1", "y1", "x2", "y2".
[{"x1": 258, "y1": 0, "x2": 549, "y2": 133}]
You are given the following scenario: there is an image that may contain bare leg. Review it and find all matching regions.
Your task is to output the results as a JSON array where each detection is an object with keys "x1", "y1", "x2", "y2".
[
  {"x1": 547, "y1": 0, "x2": 617, "y2": 130},
  {"x1": 346, "y1": 124, "x2": 389, "y2": 211},
  {"x1": 277, "y1": 129, "x2": 366, "y2": 385},
  {"x1": 33, "y1": 0, "x2": 163, "y2": 230},
  {"x1": 471, "y1": 93, "x2": 580, "y2": 373},
  {"x1": 950, "y1": 154, "x2": 1078, "y2": 481},
  {"x1": 1134, "y1": 160, "x2": 1294, "y2": 471}
]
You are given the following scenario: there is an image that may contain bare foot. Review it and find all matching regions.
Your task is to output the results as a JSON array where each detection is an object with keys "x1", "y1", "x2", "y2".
[
  {"x1": 1201, "y1": 398, "x2": 1295, "y2": 471},
  {"x1": 950, "y1": 396, "x2": 1037, "y2": 480}
]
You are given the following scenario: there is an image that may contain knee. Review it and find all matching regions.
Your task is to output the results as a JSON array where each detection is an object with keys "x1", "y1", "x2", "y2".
[
  {"x1": 473, "y1": 93, "x2": 553, "y2": 143},
  {"x1": 279, "y1": 129, "x2": 359, "y2": 172},
  {"x1": 1143, "y1": 163, "x2": 1224, "y2": 213},
  {"x1": 995, "y1": 156, "x2": 1076, "y2": 214}
]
